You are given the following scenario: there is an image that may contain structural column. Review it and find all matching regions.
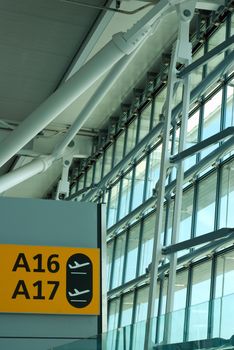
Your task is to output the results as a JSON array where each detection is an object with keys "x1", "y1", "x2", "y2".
[{"x1": 144, "y1": 1, "x2": 196, "y2": 349}]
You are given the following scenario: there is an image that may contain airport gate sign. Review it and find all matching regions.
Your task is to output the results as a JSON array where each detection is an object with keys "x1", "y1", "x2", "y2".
[{"x1": 0, "y1": 244, "x2": 100, "y2": 315}]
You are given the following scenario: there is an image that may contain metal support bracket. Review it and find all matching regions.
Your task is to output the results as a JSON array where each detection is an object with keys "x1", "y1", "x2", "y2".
[
  {"x1": 178, "y1": 34, "x2": 234, "y2": 78},
  {"x1": 55, "y1": 141, "x2": 76, "y2": 200}
]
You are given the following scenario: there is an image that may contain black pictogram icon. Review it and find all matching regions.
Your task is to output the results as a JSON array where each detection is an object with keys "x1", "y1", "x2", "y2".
[{"x1": 66, "y1": 253, "x2": 93, "y2": 308}]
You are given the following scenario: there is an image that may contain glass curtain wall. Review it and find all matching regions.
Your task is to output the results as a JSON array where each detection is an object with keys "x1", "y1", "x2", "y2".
[{"x1": 71, "y1": 10, "x2": 234, "y2": 346}]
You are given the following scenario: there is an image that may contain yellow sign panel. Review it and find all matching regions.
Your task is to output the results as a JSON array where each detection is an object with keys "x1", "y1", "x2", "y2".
[{"x1": 0, "y1": 244, "x2": 100, "y2": 315}]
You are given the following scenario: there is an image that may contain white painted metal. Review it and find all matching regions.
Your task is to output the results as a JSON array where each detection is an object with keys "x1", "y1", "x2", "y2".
[
  {"x1": 55, "y1": 155, "x2": 73, "y2": 200},
  {"x1": 0, "y1": 0, "x2": 177, "y2": 194},
  {"x1": 163, "y1": 1, "x2": 195, "y2": 343},
  {"x1": 0, "y1": 0, "x2": 174, "y2": 171},
  {"x1": 144, "y1": 32, "x2": 179, "y2": 350},
  {"x1": 55, "y1": 139, "x2": 77, "y2": 199},
  {"x1": 0, "y1": 54, "x2": 142, "y2": 195},
  {"x1": 0, "y1": 0, "x2": 218, "y2": 194},
  {"x1": 144, "y1": 1, "x2": 196, "y2": 348},
  {"x1": 0, "y1": 25, "x2": 162, "y2": 194},
  {"x1": 52, "y1": 21, "x2": 160, "y2": 159},
  {"x1": 53, "y1": 56, "x2": 132, "y2": 158},
  {"x1": 0, "y1": 156, "x2": 53, "y2": 194},
  {"x1": 0, "y1": 40, "x2": 124, "y2": 170}
]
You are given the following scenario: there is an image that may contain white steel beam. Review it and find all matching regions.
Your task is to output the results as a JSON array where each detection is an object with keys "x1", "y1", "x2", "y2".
[
  {"x1": 0, "y1": 0, "x2": 219, "y2": 194},
  {"x1": 52, "y1": 20, "x2": 159, "y2": 160},
  {"x1": 0, "y1": 40, "x2": 123, "y2": 170},
  {"x1": 0, "y1": 0, "x2": 175, "y2": 171},
  {"x1": 0, "y1": 0, "x2": 177, "y2": 194},
  {"x1": 0, "y1": 23, "x2": 161, "y2": 195},
  {"x1": 0, "y1": 156, "x2": 53, "y2": 194}
]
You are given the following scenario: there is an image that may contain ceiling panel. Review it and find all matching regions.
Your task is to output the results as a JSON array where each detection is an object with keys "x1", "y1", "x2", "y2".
[
  {"x1": 0, "y1": 12, "x2": 91, "y2": 54},
  {"x1": 0, "y1": 0, "x2": 107, "y2": 123},
  {"x1": 0, "y1": 0, "x2": 101, "y2": 25}
]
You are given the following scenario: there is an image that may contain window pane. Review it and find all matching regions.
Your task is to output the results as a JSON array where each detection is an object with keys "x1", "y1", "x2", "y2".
[
  {"x1": 118, "y1": 171, "x2": 133, "y2": 220},
  {"x1": 188, "y1": 261, "x2": 211, "y2": 341},
  {"x1": 132, "y1": 286, "x2": 149, "y2": 350},
  {"x1": 94, "y1": 157, "x2": 103, "y2": 183},
  {"x1": 215, "y1": 251, "x2": 234, "y2": 298},
  {"x1": 158, "y1": 278, "x2": 168, "y2": 343},
  {"x1": 165, "y1": 199, "x2": 174, "y2": 247},
  {"x1": 225, "y1": 83, "x2": 234, "y2": 128},
  {"x1": 146, "y1": 145, "x2": 161, "y2": 199},
  {"x1": 111, "y1": 235, "x2": 126, "y2": 289},
  {"x1": 107, "y1": 241, "x2": 114, "y2": 290},
  {"x1": 170, "y1": 270, "x2": 188, "y2": 343},
  {"x1": 153, "y1": 281, "x2": 161, "y2": 318},
  {"x1": 70, "y1": 184, "x2": 76, "y2": 196},
  {"x1": 103, "y1": 145, "x2": 114, "y2": 177},
  {"x1": 78, "y1": 175, "x2": 85, "y2": 190},
  {"x1": 135, "y1": 286, "x2": 149, "y2": 322},
  {"x1": 180, "y1": 187, "x2": 194, "y2": 243},
  {"x1": 214, "y1": 251, "x2": 234, "y2": 338},
  {"x1": 138, "y1": 104, "x2": 151, "y2": 141},
  {"x1": 191, "y1": 262, "x2": 211, "y2": 304},
  {"x1": 85, "y1": 167, "x2": 93, "y2": 187},
  {"x1": 125, "y1": 223, "x2": 140, "y2": 283},
  {"x1": 107, "y1": 182, "x2": 120, "y2": 228},
  {"x1": 203, "y1": 90, "x2": 222, "y2": 137},
  {"x1": 118, "y1": 292, "x2": 134, "y2": 350},
  {"x1": 120, "y1": 292, "x2": 134, "y2": 327},
  {"x1": 153, "y1": 88, "x2": 166, "y2": 126},
  {"x1": 185, "y1": 110, "x2": 199, "y2": 170},
  {"x1": 174, "y1": 270, "x2": 188, "y2": 310},
  {"x1": 114, "y1": 132, "x2": 125, "y2": 166},
  {"x1": 125, "y1": 118, "x2": 138, "y2": 155},
  {"x1": 139, "y1": 215, "x2": 155, "y2": 276},
  {"x1": 207, "y1": 25, "x2": 226, "y2": 75},
  {"x1": 108, "y1": 298, "x2": 120, "y2": 330},
  {"x1": 219, "y1": 161, "x2": 234, "y2": 228},
  {"x1": 132, "y1": 159, "x2": 147, "y2": 210},
  {"x1": 201, "y1": 90, "x2": 222, "y2": 158},
  {"x1": 161, "y1": 277, "x2": 168, "y2": 315},
  {"x1": 190, "y1": 47, "x2": 204, "y2": 91},
  {"x1": 196, "y1": 173, "x2": 217, "y2": 236},
  {"x1": 172, "y1": 84, "x2": 183, "y2": 109}
]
